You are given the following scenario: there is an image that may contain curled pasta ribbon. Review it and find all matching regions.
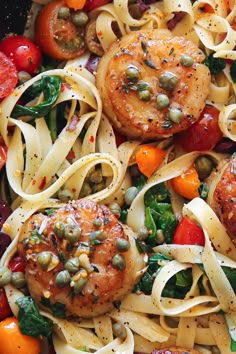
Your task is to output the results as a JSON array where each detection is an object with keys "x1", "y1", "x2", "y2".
[
  {"x1": 193, "y1": 0, "x2": 228, "y2": 18},
  {"x1": 218, "y1": 103, "x2": 236, "y2": 141}
]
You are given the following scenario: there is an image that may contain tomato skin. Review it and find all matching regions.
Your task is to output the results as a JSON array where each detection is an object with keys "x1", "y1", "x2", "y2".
[
  {"x1": 0, "y1": 289, "x2": 12, "y2": 321},
  {"x1": 171, "y1": 166, "x2": 200, "y2": 200},
  {"x1": 173, "y1": 216, "x2": 205, "y2": 246},
  {"x1": 0, "y1": 317, "x2": 41, "y2": 354},
  {"x1": 114, "y1": 129, "x2": 126, "y2": 147},
  {"x1": 35, "y1": 0, "x2": 86, "y2": 60},
  {"x1": 8, "y1": 255, "x2": 25, "y2": 273},
  {"x1": 174, "y1": 105, "x2": 223, "y2": 152},
  {"x1": 0, "y1": 36, "x2": 41, "y2": 75},
  {"x1": 0, "y1": 52, "x2": 18, "y2": 100},
  {"x1": 0, "y1": 145, "x2": 7, "y2": 171},
  {"x1": 84, "y1": 0, "x2": 110, "y2": 11}
]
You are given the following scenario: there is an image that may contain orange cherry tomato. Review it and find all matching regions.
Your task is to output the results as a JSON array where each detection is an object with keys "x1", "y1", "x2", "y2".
[
  {"x1": 0, "y1": 317, "x2": 41, "y2": 354},
  {"x1": 171, "y1": 166, "x2": 200, "y2": 200},
  {"x1": 35, "y1": 0, "x2": 86, "y2": 60},
  {"x1": 135, "y1": 145, "x2": 166, "y2": 178},
  {"x1": 65, "y1": 0, "x2": 86, "y2": 10}
]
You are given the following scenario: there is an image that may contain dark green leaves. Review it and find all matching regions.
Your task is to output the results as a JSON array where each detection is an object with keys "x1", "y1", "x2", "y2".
[
  {"x1": 16, "y1": 296, "x2": 53, "y2": 338},
  {"x1": 203, "y1": 52, "x2": 226, "y2": 75},
  {"x1": 12, "y1": 75, "x2": 62, "y2": 119},
  {"x1": 40, "y1": 297, "x2": 66, "y2": 318},
  {"x1": 230, "y1": 61, "x2": 236, "y2": 82}
]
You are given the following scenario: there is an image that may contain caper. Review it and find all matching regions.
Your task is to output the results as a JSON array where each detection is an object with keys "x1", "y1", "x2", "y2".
[
  {"x1": 58, "y1": 189, "x2": 74, "y2": 202},
  {"x1": 90, "y1": 169, "x2": 103, "y2": 184},
  {"x1": 72, "y1": 11, "x2": 88, "y2": 27},
  {"x1": 112, "y1": 254, "x2": 126, "y2": 270},
  {"x1": 112, "y1": 322, "x2": 127, "y2": 339},
  {"x1": 18, "y1": 71, "x2": 32, "y2": 84},
  {"x1": 156, "y1": 229, "x2": 165, "y2": 244},
  {"x1": 58, "y1": 6, "x2": 70, "y2": 19},
  {"x1": 0, "y1": 266, "x2": 12, "y2": 286},
  {"x1": 109, "y1": 202, "x2": 121, "y2": 218},
  {"x1": 73, "y1": 277, "x2": 88, "y2": 294},
  {"x1": 168, "y1": 108, "x2": 183, "y2": 123},
  {"x1": 93, "y1": 218, "x2": 102, "y2": 228},
  {"x1": 180, "y1": 54, "x2": 194, "y2": 67},
  {"x1": 156, "y1": 93, "x2": 170, "y2": 110},
  {"x1": 137, "y1": 225, "x2": 149, "y2": 240},
  {"x1": 64, "y1": 224, "x2": 81, "y2": 243},
  {"x1": 80, "y1": 182, "x2": 92, "y2": 197},
  {"x1": 37, "y1": 251, "x2": 53, "y2": 270},
  {"x1": 53, "y1": 221, "x2": 65, "y2": 239},
  {"x1": 116, "y1": 238, "x2": 130, "y2": 252},
  {"x1": 90, "y1": 230, "x2": 107, "y2": 241},
  {"x1": 11, "y1": 271, "x2": 26, "y2": 289},
  {"x1": 124, "y1": 186, "x2": 139, "y2": 206},
  {"x1": 65, "y1": 257, "x2": 80, "y2": 273},
  {"x1": 55, "y1": 270, "x2": 71, "y2": 288},
  {"x1": 158, "y1": 71, "x2": 178, "y2": 91},
  {"x1": 194, "y1": 155, "x2": 214, "y2": 179},
  {"x1": 125, "y1": 66, "x2": 139, "y2": 82},
  {"x1": 138, "y1": 90, "x2": 151, "y2": 101}
]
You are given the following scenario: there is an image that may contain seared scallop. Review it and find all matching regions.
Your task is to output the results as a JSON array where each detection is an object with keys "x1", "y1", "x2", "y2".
[
  {"x1": 151, "y1": 347, "x2": 201, "y2": 354},
  {"x1": 96, "y1": 29, "x2": 211, "y2": 140},
  {"x1": 17, "y1": 199, "x2": 145, "y2": 318}
]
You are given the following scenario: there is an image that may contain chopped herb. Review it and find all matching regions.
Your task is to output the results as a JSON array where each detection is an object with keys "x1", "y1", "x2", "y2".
[
  {"x1": 41, "y1": 297, "x2": 66, "y2": 318},
  {"x1": 50, "y1": 234, "x2": 66, "y2": 263},
  {"x1": 141, "y1": 41, "x2": 148, "y2": 56},
  {"x1": 135, "y1": 239, "x2": 153, "y2": 254},
  {"x1": 230, "y1": 61, "x2": 236, "y2": 83},
  {"x1": 230, "y1": 161, "x2": 236, "y2": 176},
  {"x1": 121, "y1": 80, "x2": 129, "y2": 93},
  {"x1": 92, "y1": 295, "x2": 100, "y2": 304},
  {"x1": 16, "y1": 296, "x2": 53, "y2": 338},
  {"x1": 144, "y1": 59, "x2": 156, "y2": 69},
  {"x1": 44, "y1": 208, "x2": 54, "y2": 216},
  {"x1": 203, "y1": 52, "x2": 226, "y2": 75},
  {"x1": 169, "y1": 47, "x2": 174, "y2": 55},
  {"x1": 199, "y1": 182, "x2": 209, "y2": 199},
  {"x1": 161, "y1": 120, "x2": 174, "y2": 129},
  {"x1": 90, "y1": 239, "x2": 103, "y2": 246}
]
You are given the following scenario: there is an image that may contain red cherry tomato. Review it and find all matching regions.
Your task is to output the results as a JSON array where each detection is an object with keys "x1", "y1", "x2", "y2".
[
  {"x1": 174, "y1": 105, "x2": 223, "y2": 152},
  {"x1": 0, "y1": 35, "x2": 42, "y2": 75},
  {"x1": 8, "y1": 255, "x2": 25, "y2": 273},
  {"x1": 0, "y1": 145, "x2": 7, "y2": 171},
  {"x1": 0, "y1": 52, "x2": 18, "y2": 100},
  {"x1": 114, "y1": 129, "x2": 126, "y2": 147},
  {"x1": 0, "y1": 288, "x2": 12, "y2": 321},
  {"x1": 173, "y1": 216, "x2": 205, "y2": 246},
  {"x1": 84, "y1": 0, "x2": 110, "y2": 11}
]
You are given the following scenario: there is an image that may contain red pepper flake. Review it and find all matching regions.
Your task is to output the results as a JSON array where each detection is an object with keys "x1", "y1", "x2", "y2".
[
  {"x1": 66, "y1": 115, "x2": 80, "y2": 132},
  {"x1": 226, "y1": 247, "x2": 232, "y2": 254},
  {"x1": 31, "y1": 179, "x2": 36, "y2": 185},
  {"x1": 72, "y1": 188, "x2": 76, "y2": 193},
  {"x1": 61, "y1": 83, "x2": 65, "y2": 92},
  {"x1": 67, "y1": 148, "x2": 76, "y2": 161},
  {"x1": 39, "y1": 176, "x2": 47, "y2": 191},
  {"x1": 97, "y1": 31, "x2": 103, "y2": 37},
  {"x1": 89, "y1": 135, "x2": 95, "y2": 143}
]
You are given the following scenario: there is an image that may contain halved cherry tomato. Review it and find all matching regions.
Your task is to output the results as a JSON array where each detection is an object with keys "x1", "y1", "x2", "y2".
[
  {"x1": 35, "y1": 0, "x2": 86, "y2": 60},
  {"x1": 8, "y1": 255, "x2": 25, "y2": 273},
  {"x1": 114, "y1": 129, "x2": 126, "y2": 147},
  {"x1": 0, "y1": 36, "x2": 41, "y2": 75},
  {"x1": 171, "y1": 166, "x2": 200, "y2": 200},
  {"x1": 0, "y1": 52, "x2": 18, "y2": 100},
  {"x1": 84, "y1": 0, "x2": 110, "y2": 11},
  {"x1": 135, "y1": 145, "x2": 166, "y2": 178},
  {"x1": 173, "y1": 216, "x2": 205, "y2": 246},
  {"x1": 0, "y1": 317, "x2": 41, "y2": 354},
  {"x1": 174, "y1": 105, "x2": 223, "y2": 152},
  {"x1": 0, "y1": 289, "x2": 12, "y2": 321},
  {"x1": 0, "y1": 145, "x2": 7, "y2": 171}
]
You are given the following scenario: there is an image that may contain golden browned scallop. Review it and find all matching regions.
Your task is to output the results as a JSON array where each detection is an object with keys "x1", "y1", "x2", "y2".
[
  {"x1": 17, "y1": 199, "x2": 145, "y2": 318},
  {"x1": 96, "y1": 29, "x2": 211, "y2": 140},
  {"x1": 208, "y1": 156, "x2": 236, "y2": 243},
  {"x1": 151, "y1": 347, "x2": 201, "y2": 354}
]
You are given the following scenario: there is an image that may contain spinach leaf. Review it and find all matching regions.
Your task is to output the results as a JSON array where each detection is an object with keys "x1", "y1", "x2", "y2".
[
  {"x1": 203, "y1": 52, "x2": 226, "y2": 75},
  {"x1": 12, "y1": 75, "x2": 62, "y2": 119},
  {"x1": 159, "y1": 210, "x2": 178, "y2": 244},
  {"x1": 145, "y1": 207, "x2": 157, "y2": 246},
  {"x1": 230, "y1": 61, "x2": 236, "y2": 83},
  {"x1": 144, "y1": 183, "x2": 170, "y2": 205},
  {"x1": 41, "y1": 297, "x2": 66, "y2": 318},
  {"x1": 16, "y1": 296, "x2": 53, "y2": 338}
]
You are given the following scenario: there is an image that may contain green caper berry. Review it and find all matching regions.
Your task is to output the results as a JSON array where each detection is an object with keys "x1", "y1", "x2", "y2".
[
  {"x1": 64, "y1": 224, "x2": 81, "y2": 243},
  {"x1": 58, "y1": 189, "x2": 74, "y2": 202},
  {"x1": 180, "y1": 54, "x2": 194, "y2": 67},
  {"x1": 159, "y1": 71, "x2": 178, "y2": 91},
  {"x1": 109, "y1": 202, "x2": 121, "y2": 218},
  {"x1": 137, "y1": 225, "x2": 149, "y2": 241},
  {"x1": 168, "y1": 108, "x2": 183, "y2": 123},
  {"x1": 90, "y1": 169, "x2": 103, "y2": 184},
  {"x1": 138, "y1": 90, "x2": 151, "y2": 101},
  {"x1": 112, "y1": 254, "x2": 126, "y2": 270},
  {"x1": 73, "y1": 277, "x2": 88, "y2": 294},
  {"x1": 115, "y1": 238, "x2": 130, "y2": 252},
  {"x1": 156, "y1": 93, "x2": 170, "y2": 110},
  {"x1": 58, "y1": 6, "x2": 70, "y2": 19},
  {"x1": 37, "y1": 251, "x2": 53, "y2": 270},
  {"x1": 11, "y1": 272, "x2": 26, "y2": 289},
  {"x1": 72, "y1": 11, "x2": 88, "y2": 27},
  {"x1": 194, "y1": 156, "x2": 214, "y2": 179},
  {"x1": 18, "y1": 71, "x2": 32, "y2": 84},
  {"x1": 125, "y1": 66, "x2": 139, "y2": 82},
  {"x1": 0, "y1": 266, "x2": 12, "y2": 286},
  {"x1": 93, "y1": 218, "x2": 102, "y2": 228},
  {"x1": 112, "y1": 322, "x2": 127, "y2": 339},
  {"x1": 53, "y1": 221, "x2": 65, "y2": 238},
  {"x1": 55, "y1": 270, "x2": 71, "y2": 288},
  {"x1": 80, "y1": 182, "x2": 92, "y2": 197},
  {"x1": 124, "y1": 186, "x2": 139, "y2": 206},
  {"x1": 156, "y1": 229, "x2": 165, "y2": 244},
  {"x1": 90, "y1": 230, "x2": 107, "y2": 241},
  {"x1": 65, "y1": 257, "x2": 80, "y2": 273}
]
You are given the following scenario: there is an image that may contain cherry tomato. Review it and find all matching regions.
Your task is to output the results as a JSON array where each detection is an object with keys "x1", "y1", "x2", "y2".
[
  {"x1": 35, "y1": 0, "x2": 86, "y2": 60},
  {"x1": 173, "y1": 216, "x2": 205, "y2": 246},
  {"x1": 8, "y1": 255, "x2": 25, "y2": 273},
  {"x1": 0, "y1": 36, "x2": 41, "y2": 75},
  {"x1": 174, "y1": 105, "x2": 223, "y2": 152},
  {"x1": 0, "y1": 317, "x2": 41, "y2": 354},
  {"x1": 0, "y1": 52, "x2": 18, "y2": 100},
  {"x1": 0, "y1": 289, "x2": 12, "y2": 321},
  {"x1": 114, "y1": 129, "x2": 126, "y2": 147},
  {"x1": 0, "y1": 145, "x2": 7, "y2": 171},
  {"x1": 84, "y1": 0, "x2": 110, "y2": 11}
]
